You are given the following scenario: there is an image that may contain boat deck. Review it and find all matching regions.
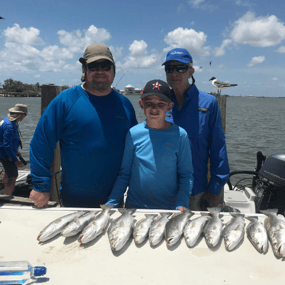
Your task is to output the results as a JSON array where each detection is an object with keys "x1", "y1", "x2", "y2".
[{"x1": 0, "y1": 207, "x2": 284, "y2": 285}]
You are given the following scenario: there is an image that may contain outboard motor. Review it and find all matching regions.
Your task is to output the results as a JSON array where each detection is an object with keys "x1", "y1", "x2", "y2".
[
  {"x1": 254, "y1": 154, "x2": 285, "y2": 213},
  {"x1": 227, "y1": 152, "x2": 285, "y2": 214}
]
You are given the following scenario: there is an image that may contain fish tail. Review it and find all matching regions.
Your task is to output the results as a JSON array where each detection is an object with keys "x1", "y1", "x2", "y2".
[
  {"x1": 160, "y1": 212, "x2": 172, "y2": 218},
  {"x1": 182, "y1": 207, "x2": 194, "y2": 215},
  {"x1": 145, "y1": 214, "x2": 157, "y2": 218},
  {"x1": 245, "y1": 216, "x2": 258, "y2": 222},
  {"x1": 207, "y1": 207, "x2": 221, "y2": 215},
  {"x1": 100, "y1": 204, "x2": 114, "y2": 210},
  {"x1": 260, "y1": 209, "x2": 278, "y2": 216}
]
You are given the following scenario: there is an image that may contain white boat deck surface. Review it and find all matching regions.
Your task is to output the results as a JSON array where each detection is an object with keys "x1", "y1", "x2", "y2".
[{"x1": 0, "y1": 206, "x2": 284, "y2": 285}]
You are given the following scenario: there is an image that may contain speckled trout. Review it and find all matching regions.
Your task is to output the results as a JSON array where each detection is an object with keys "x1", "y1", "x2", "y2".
[
  {"x1": 78, "y1": 204, "x2": 114, "y2": 244},
  {"x1": 246, "y1": 216, "x2": 268, "y2": 254},
  {"x1": 108, "y1": 208, "x2": 136, "y2": 251},
  {"x1": 149, "y1": 213, "x2": 172, "y2": 246},
  {"x1": 37, "y1": 211, "x2": 87, "y2": 242},
  {"x1": 133, "y1": 214, "x2": 157, "y2": 244},
  {"x1": 203, "y1": 207, "x2": 223, "y2": 248},
  {"x1": 260, "y1": 209, "x2": 285, "y2": 258},
  {"x1": 223, "y1": 213, "x2": 245, "y2": 251},
  {"x1": 61, "y1": 211, "x2": 98, "y2": 237},
  {"x1": 165, "y1": 207, "x2": 194, "y2": 246},
  {"x1": 184, "y1": 215, "x2": 211, "y2": 247}
]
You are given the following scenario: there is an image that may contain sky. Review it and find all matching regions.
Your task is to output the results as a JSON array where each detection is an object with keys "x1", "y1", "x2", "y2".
[{"x1": 1, "y1": 0, "x2": 285, "y2": 97}]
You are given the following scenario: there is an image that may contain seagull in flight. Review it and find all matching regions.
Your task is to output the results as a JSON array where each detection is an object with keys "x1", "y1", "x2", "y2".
[
  {"x1": 209, "y1": 61, "x2": 212, "y2": 66},
  {"x1": 0, "y1": 17, "x2": 5, "y2": 20},
  {"x1": 209, "y1": 77, "x2": 238, "y2": 95}
]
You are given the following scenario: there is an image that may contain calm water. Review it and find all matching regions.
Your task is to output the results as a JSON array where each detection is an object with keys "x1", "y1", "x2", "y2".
[{"x1": 1, "y1": 95, "x2": 285, "y2": 183}]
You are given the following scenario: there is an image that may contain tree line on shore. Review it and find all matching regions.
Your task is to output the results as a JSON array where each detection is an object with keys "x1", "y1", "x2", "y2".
[{"x1": 0, "y1": 78, "x2": 70, "y2": 96}]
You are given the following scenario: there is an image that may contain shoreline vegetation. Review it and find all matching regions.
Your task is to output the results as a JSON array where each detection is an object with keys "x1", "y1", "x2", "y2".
[{"x1": 0, "y1": 78, "x2": 284, "y2": 98}]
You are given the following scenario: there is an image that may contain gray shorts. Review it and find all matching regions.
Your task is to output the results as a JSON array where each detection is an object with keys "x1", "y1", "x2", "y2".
[{"x1": 0, "y1": 157, "x2": 18, "y2": 178}]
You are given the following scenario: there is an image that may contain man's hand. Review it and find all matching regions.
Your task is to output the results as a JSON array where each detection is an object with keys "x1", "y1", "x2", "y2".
[
  {"x1": 29, "y1": 190, "x2": 50, "y2": 208},
  {"x1": 203, "y1": 192, "x2": 224, "y2": 208},
  {"x1": 177, "y1": 207, "x2": 184, "y2": 212},
  {"x1": 15, "y1": 160, "x2": 24, "y2": 168}
]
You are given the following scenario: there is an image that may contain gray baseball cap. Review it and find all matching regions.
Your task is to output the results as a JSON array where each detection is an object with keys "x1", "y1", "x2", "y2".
[{"x1": 79, "y1": 44, "x2": 116, "y2": 82}]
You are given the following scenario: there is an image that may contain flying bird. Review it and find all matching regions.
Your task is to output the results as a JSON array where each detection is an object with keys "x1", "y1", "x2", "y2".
[
  {"x1": 209, "y1": 77, "x2": 238, "y2": 95},
  {"x1": 0, "y1": 17, "x2": 5, "y2": 20},
  {"x1": 209, "y1": 61, "x2": 212, "y2": 66}
]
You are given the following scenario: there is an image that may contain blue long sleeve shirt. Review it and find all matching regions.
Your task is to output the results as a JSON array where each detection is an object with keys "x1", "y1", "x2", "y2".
[
  {"x1": 106, "y1": 122, "x2": 194, "y2": 210},
  {"x1": 0, "y1": 117, "x2": 20, "y2": 162},
  {"x1": 30, "y1": 86, "x2": 137, "y2": 207},
  {"x1": 165, "y1": 84, "x2": 229, "y2": 195}
]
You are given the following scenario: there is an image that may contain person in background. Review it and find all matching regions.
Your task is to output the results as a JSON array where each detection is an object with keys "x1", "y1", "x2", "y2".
[
  {"x1": 0, "y1": 104, "x2": 28, "y2": 195},
  {"x1": 162, "y1": 48, "x2": 230, "y2": 210},
  {"x1": 105, "y1": 79, "x2": 193, "y2": 210},
  {"x1": 29, "y1": 43, "x2": 137, "y2": 208}
]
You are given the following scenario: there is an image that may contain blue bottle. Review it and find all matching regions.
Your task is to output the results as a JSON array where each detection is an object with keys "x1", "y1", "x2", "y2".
[{"x1": 0, "y1": 261, "x2": 46, "y2": 284}]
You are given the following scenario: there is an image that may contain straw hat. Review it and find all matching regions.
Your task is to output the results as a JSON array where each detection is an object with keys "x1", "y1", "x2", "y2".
[{"x1": 7, "y1": 104, "x2": 28, "y2": 121}]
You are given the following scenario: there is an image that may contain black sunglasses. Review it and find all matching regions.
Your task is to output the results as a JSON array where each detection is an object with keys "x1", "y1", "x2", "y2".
[
  {"x1": 165, "y1": 65, "x2": 190, "y2": 74},
  {"x1": 86, "y1": 61, "x2": 113, "y2": 72}
]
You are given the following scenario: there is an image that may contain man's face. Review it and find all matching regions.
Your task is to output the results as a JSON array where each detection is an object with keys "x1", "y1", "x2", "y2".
[
  {"x1": 139, "y1": 95, "x2": 174, "y2": 123},
  {"x1": 85, "y1": 59, "x2": 115, "y2": 92},
  {"x1": 165, "y1": 61, "x2": 194, "y2": 90}
]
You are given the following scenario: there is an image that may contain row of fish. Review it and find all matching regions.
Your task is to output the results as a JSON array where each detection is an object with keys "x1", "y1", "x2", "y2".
[{"x1": 37, "y1": 206, "x2": 285, "y2": 257}]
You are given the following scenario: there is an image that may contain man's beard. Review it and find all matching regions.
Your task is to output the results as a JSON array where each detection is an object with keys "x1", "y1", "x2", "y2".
[{"x1": 90, "y1": 79, "x2": 111, "y2": 92}]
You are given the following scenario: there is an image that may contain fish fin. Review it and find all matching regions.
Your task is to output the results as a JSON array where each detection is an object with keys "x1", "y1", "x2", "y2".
[
  {"x1": 245, "y1": 216, "x2": 258, "y2": 222},
  {"x1": 74, "y1": 217, "x2": 81, "y2": 226},
  {"x1": 230, "y1": 212, "x2": 245, "y2": 218},
  {"x1": 145, "y1": 214, "x2": 157, "y2": 218},
  {"x1": 100, "y1": 204, "x2": 114, "y2": 210},
  {"x1": 129, "y1": 208, "x2": 136, "y2": 215},
  {"x1": 136, "y1": 218, "x2": 145, "y2": 226},
  {"x1": 200, "y1": 212, "x2": 211, "y2": 216},
  {"x1": 171, "y1": 212, "x2": 183, "y2": 218}
]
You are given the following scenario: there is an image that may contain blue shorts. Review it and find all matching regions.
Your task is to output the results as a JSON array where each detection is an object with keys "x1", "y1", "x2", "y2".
[{"x1": 0, "y1": 157, "x2": 18, "y2": 178}]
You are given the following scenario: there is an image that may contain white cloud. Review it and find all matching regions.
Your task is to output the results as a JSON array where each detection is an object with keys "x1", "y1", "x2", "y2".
[
  {"x1": 247, "y1": 56, "x2": 265, "y2": 67},
  {"x1": 231, "y1": 12, "x2": 285, "y2": 47},
  {"x1": 0, "y1": 25, "x2": 118, "y2": 75},
  {"x1": 188, "y1": 0, "x2": 217, "y2": 11},
  {"x1": 3, "y1": 24, "x2": 44, "y2": 45},
  {"x1": 58, "y1": 25, "x2": 111, "y2": 54},
  {"x1": 193, "y1": 65, "x2": 203, "y2": 72},
  {"x1": 214, "y1": 39, "x2": 232, "y2": 56},
  {"x1": 276, "y1": 46, "x2": 285, "y2": 53},
  {"x1": 122, "y1": 40, "x2": 159, "y2": 69},
  {"x1": 235, "y1": 0, "x2": 253, "y2": 7},
  {"x1": 163, "y1": 27, "x2": 210, "y2": 57},
  {"x1": 272, "y1": 77, "x2": 278, "y2": 80}
]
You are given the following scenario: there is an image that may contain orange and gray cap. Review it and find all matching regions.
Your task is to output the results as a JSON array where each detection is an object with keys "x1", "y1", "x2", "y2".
[{"x1": 79, "y1": 44, "x2": 116, "y2": 82}]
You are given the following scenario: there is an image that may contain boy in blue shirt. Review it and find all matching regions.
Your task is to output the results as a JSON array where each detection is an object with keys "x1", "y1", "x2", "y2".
[{"x1": 106, "y1": 79, "x2": 193, "y2": 210}]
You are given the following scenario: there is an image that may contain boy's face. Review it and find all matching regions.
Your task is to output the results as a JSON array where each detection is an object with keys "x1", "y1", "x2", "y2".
[{"x1": 139, "y1": 95, "x2": 174, "y2": 123}]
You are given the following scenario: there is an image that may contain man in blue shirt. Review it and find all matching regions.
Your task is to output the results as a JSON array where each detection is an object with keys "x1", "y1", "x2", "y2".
[
  {"x1": 105, "y1": 79, "x2": 193, "y2": 210},
  {"x1": 0, "y1": 104, "x2": 28, "y2": 195},
  {"x1": 29, "y1": 44, "x2": 137, "y2": 208},
  {"x1": 162, "y1": 48, "x2": 230, "y2": 210}
]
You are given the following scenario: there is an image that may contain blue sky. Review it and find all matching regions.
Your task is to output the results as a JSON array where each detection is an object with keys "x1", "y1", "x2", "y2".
[{"x1": 1, "y1": 0, "x2": 285, "y2": 97}]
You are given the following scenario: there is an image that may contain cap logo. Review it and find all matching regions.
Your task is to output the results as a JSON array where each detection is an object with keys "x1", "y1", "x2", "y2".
[
  {"x1": 152, "y1": 82, "x2": 162, "y2": 90},
  {"x1": 171, "y1": 51, "x2": 183, "y2": 55}
]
